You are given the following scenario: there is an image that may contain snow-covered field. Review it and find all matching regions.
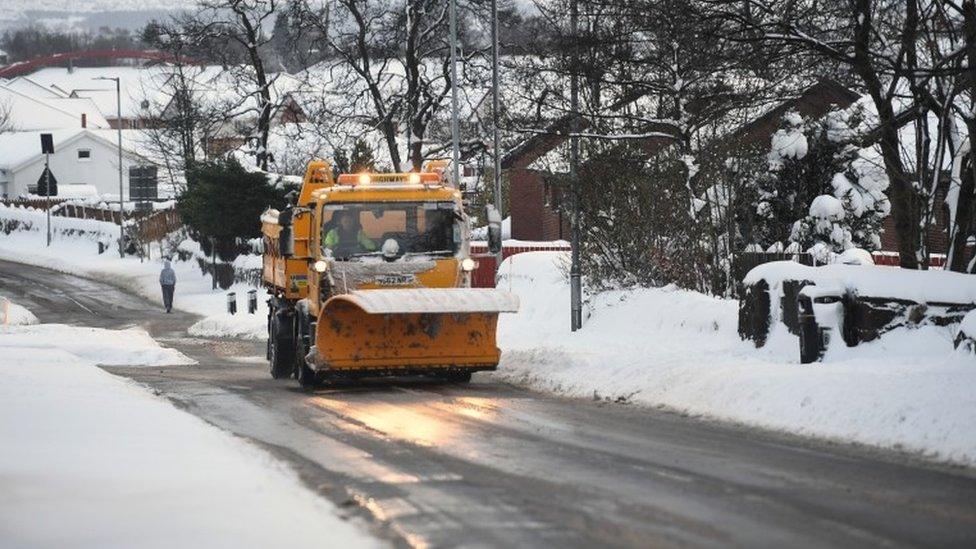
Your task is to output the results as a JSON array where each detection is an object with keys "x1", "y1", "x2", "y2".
[
  {"x1": 0, "y1": 301, "x2": 380, "y2": 548},
  {"x1": 0, "y1": 204, "x2": 267, "y2": 339},
  {"x1": 495, "y1": 252, "x2": 976, "y2": 467}
]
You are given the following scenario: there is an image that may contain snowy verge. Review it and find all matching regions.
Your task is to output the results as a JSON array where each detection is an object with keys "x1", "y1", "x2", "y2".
[
  {"x1": 0, "y1": 330, "x2": 381, "y2": 548},
  {"x1": 495, "y1": 252, "x2": 976, "y2": 467},
  {"x1": 0, "y1": 324, "x2": 196, "y2": 367},
  {"x1": 0, "y1": 204, "x2": 267, "y2": 339}
]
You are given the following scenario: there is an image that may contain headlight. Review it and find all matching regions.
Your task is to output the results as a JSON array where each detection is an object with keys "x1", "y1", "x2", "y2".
[
  {"x1": 408, "y1": 172, "x2": 421, "y2": 184},
  {"x1": 313, "y1": 260, "x2": 328, "y2": 273},
  {"x1": 461, "y1": 258, "x2": 476, "y2": 272},
  {"x1": 358, "y1": 173, "x2": 370, "y2": 185}
]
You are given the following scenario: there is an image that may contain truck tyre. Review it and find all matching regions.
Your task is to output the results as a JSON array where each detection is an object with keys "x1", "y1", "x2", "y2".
[
  {"x1": 296, "y1": 357, "x2": 318, "y2": 390},
  {"x1": 269, "y1": 314, "x2": 295, "y2": 379}
]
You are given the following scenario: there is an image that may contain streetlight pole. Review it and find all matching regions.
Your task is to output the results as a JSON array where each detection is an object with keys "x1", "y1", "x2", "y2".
[
  {"x1": 569, "y1": 0, "x2": 582, "y2": 331},
  {"x1": 448, "y1": 0, "x2": 461, "y2": 189},
  {"x1": 490, "y1": 0, "x2": 503, "y2": 275},
  {"x1": 95, "y1": 76, "x2": 124, "y2": 258}
]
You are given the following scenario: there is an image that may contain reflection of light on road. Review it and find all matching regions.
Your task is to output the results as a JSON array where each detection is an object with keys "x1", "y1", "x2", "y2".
[
  {"x1": 311, "y1": 395, "x2": 500, "y2": 448},
  {"x1": 312, "y1": 397, "x2": 453, "y2": 447},
  {"x1": 449, "y1": 397, "x2": 499, "y2": 421}
]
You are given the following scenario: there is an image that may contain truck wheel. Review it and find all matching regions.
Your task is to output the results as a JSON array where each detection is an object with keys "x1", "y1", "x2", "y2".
[
  {"x1": 269, "y1": 317, "x2": 295, "y2": 380},
  {"x1": 296, "y1": 358, "x2": 318, "y2": 390}
]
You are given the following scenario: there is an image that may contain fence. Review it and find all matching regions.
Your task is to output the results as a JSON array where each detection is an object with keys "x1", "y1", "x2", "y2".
[
  {"x1": 469, "y1": 242, "x2": 571, "y2": 288},
  {"x1": 0, "y1": 198, "x2": 70, "y2": 210}
]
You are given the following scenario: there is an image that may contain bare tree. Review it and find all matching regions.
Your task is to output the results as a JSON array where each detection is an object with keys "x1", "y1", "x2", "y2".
[
  {"x1": 291, "y1": 0, "x2": 490, "y2": 172},
  {"x1": 705, "y1": 0, "x2": 976, "y2": 269},
  {"x1": 154, "y1": 0, "x2": 284, "y2": 171}
]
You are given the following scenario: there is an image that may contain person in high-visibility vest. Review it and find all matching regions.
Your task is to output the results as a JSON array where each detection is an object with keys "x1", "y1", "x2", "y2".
[{"x1": 324, "y1": 211, "x2": 376, "y2": 258}]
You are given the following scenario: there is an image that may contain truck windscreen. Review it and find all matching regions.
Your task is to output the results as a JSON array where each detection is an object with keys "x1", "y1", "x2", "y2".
[{"x1": 322, "y1": 202, "x2": 461, "y2": 260}]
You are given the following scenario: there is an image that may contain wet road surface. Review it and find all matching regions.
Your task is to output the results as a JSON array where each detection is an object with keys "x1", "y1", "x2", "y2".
[{"x1": 3, "y1": 259, "x2": 976, "y2": 548}]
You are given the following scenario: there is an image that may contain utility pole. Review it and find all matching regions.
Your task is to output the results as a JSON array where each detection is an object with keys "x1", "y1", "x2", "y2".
[
  {"x1": 95, "y1": 76, "x2": 124, "y2": 257},
  {"x1": 448, "y1": 0, "x2": 461, "y2": 189},
  {"x1": 45, "y1": 152, "x2": 51, "y2": 247},
  {"x1": 491, "y1": 0, "x2": 503, "y2": 274},
  {"x1": 569, "y1": 0, "x2": 583, "y2": 331},
  {"x1": 39, "y1": 133, "x2": 54, "y2": 247}
]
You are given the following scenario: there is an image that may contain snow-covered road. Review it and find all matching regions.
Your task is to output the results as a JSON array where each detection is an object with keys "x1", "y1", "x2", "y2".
[{"x1": 2, "y1": 259, "x2": 975, "y2": 548}]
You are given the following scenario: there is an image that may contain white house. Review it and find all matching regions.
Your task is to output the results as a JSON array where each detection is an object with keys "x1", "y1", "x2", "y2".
[{"x1": 0, "y1": 129, "x2": 154, "y2": 200}]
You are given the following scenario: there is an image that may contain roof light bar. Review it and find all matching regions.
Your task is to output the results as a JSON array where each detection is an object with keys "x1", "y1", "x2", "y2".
[{"x1": 336, "y1": 172, "x2": 442, "y2": 186}]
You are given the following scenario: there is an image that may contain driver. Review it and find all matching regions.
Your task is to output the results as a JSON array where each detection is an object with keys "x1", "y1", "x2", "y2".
[{"x1": 324, "y1": 211, "x2": 376, "y2": 256}]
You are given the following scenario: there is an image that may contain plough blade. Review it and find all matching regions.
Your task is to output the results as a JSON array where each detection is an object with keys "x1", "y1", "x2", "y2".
[{"x1": 313, "y1": 289, "x2": 518, "y2": 373}]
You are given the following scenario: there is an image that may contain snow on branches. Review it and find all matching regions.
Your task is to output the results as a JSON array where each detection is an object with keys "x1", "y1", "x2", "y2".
[{"x1": 754, "y1": 108, "x2": 889, "y2": 262}]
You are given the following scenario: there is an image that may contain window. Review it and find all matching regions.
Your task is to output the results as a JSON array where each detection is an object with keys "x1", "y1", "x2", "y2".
[
  {"x1": 322, "y1": 201, "x2": 461, "y2": 260},
  {"x1": 77, "y1": 149, "x2": 91, "y2": 161}
]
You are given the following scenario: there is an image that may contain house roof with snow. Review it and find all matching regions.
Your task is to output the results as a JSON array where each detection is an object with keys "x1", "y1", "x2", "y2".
[
  {"x1": 0, "y1": 129, "x2": 146, "y2": 173},
  {"x1": 3, "y1": 76, "x2": 68, "y2": 99},
  {"x1": 0, "y1": 85, "x2": 105, "y2": 131},
  {"x1": 24, "y1": 66, "x2": 172, "y2": 121}
]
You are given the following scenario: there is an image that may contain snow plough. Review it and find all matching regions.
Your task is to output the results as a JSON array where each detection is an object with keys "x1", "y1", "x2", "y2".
[{"x1": 261, "y1": 160, "x2": 517, "y2": 388}]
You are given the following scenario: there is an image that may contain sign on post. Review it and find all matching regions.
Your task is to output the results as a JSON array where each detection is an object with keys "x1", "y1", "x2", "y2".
[{"x1": 40, "y1": 133, "x2": 54, "y2": 154}]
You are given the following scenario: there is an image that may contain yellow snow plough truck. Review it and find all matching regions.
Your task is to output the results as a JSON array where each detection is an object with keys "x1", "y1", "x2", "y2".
[{"x1": 261, "y1": 160, "x2": 518, "y2": 388}]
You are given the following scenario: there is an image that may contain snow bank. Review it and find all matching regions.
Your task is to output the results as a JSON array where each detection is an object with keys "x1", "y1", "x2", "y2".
[
  {"x1": 1, "y1": 296, "x2": 37, "y2": 326},
  {"x1": 496, "y1": 252, "x2": 976, "y2": 466},
  {"x1": 0, "y1": 324, "x2": 195, "y2": 366},
  {"x1": 0, "y1": 335, "x2": 379, "y2": 548}
]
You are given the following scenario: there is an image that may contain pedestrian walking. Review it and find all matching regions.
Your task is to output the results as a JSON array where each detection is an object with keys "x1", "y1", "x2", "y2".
[{"x1": 159, "y1": 259, "x2": 176, "y2": 313}]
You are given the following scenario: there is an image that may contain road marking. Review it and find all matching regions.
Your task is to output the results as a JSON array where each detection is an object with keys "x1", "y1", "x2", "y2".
[{"x1": 67, "y1": 296, "x2": 97, "y2": 316}]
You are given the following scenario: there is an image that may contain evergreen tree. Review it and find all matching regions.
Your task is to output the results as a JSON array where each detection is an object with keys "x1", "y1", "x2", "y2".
[
  {"x1": 332, "y1": 147, "x2": 350, "y2": 176},
  {"x1": 754, "y1": 108, "x2": 889, "y2": 260},
  {"x1": 348, "y1": 138, "x2": 377, "y2": 173},
  {"x1": 178, "y1": 157, "x2": 292, "y2": 259}
]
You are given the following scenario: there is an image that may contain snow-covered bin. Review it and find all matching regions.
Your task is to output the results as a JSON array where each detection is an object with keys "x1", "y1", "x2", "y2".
[{"x1": 740, "y1": 261, "x2": 976, "y2": 355}]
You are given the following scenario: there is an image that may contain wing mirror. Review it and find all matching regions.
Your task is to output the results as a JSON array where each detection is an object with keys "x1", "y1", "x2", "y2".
[
  {"x1": 278, "y1": 207, "x2": 294, "y2": 258},
  {"x1": 486, "y1": 204, "x2": 502, "y2": 255}
]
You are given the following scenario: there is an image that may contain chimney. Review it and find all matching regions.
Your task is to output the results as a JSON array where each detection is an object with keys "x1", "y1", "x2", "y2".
[{"x1": 81, "y1": 113, "x2": 87, "y2": 128}]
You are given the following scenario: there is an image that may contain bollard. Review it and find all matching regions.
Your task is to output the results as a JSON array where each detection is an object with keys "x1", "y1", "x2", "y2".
[
  {"x1": 227, "y1": 292, "x2": 237, "y2": 315},
  {"x1": 247, "y1": 289, "x2": 258, "y2": 314}
]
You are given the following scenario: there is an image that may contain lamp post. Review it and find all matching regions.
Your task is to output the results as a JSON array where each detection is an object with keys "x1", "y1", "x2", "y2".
[
  {"x1": 94, "y1": 76, "x2": 124, "y2": 258},
  {"x1": 490, "y1": 0, "x2": 503, "y2": 275},
  {"x1": 447, "y1": 0, "x2": 461, "y2": 189},
  {"x1": 569, "y1": 0, "x2": 582, "y2": 331}
]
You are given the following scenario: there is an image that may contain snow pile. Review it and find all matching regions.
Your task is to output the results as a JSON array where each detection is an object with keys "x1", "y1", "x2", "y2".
[
  {"x1": 1, "y1": 296, "x2": 38, "y2": 326},
  {"x1": 0, "y1": 324, "x2": 195, "y2": 366},
  {"x1": 0, "y1": 332, "x2": 379, "y2": 548},
  {"x1": 188, "y1": 312, "x2": 266, "y2": 340},
  {"x1": 496, "y1": 252, "x2": 976, "y2": 466}
]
